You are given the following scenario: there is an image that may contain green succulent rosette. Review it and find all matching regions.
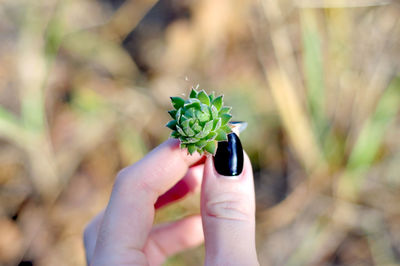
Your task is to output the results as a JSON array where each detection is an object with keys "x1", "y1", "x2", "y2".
[{"x1": 166, "y1": 88, "x2": 232, "y2": 155}]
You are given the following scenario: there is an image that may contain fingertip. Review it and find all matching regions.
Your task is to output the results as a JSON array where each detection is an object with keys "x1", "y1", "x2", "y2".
[
  {"x1": 201, "y1": 149, "x2": 255, "y2": 219},
  {"x1": 204, "y1": 148, "x2": 253, "y2": 183},
  {"x1": 200, "y1": 147, "x2": 257, "y2": 264},
  {"x1": 242, "y1": 151, "x2": 254, "y2": 178},
  {"x1": 213, "y1": 133, "x2": 244, "y2": 178}
]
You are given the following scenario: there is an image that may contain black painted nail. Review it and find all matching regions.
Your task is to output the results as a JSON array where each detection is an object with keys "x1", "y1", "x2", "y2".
[{"x1": 213, "y1": 133, "x2": 244, "y2": 177}]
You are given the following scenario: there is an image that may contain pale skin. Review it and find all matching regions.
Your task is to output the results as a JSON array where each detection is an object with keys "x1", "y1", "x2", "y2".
[{"x1": 83, "y1": 139, "x2": 259, "y2": 266}]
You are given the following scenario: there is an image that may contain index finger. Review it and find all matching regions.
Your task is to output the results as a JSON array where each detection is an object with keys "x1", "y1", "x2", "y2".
[
  {"x1": 118, "y1": 138, "x2": 203, "y2": 198},
  {"x1": 91, "y1": 139, "x2": 203, "y2": 261}
]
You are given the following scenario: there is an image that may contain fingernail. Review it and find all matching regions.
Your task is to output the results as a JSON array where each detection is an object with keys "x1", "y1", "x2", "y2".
[{"x1": 213, "y1": 133, "x2": 244, "y2": 177}]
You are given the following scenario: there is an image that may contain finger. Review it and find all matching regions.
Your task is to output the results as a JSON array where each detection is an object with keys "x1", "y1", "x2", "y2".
[
  {"x1": 85, "y1": 163, "x2": 203, "y2": 263},
  {"x1": 117, "y1": 139, "x2": 204, "y2": 197},
  {"x1": 85, "y1": 212, "x2": 203, "y2": 266},
  {"x1": 83, "y1": 211, "x2": 104, "y2": 265},
  {"x1": 190, "y1": 155, "x2": 206, "y2": 167},
  {"x1": 201, "y1": 133, "x2": 259, "y2": 266},
  {"x1": 155, "y1": 164, "x2": 204, "y2": 209},
  {"x1": 144, "y1": 215, "x2": 204, "y2": 266},
  {"x1": 92, "y1": 139, "x2": 203, "y2": 264}
]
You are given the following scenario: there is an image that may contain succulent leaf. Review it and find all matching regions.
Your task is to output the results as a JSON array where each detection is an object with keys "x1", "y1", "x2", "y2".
[
  {"x1": 204, "y1": 141, "x2": 217, "y2": 154},
  {"x1": 168, "y1": 110, "x2": 177, "y2": 119},
  {"x1": 209, "y1": 92, "x2": 215, "y2": 102},
  {"x1": 166, "y1": 120, "x2": 177, "y2": 130},
  {"x1": 171, "y1": 131, "x2": 180, "y2": 138},
  {"x1": 206, "y1": 131, "x2": 217, "y2": 140},
  {"x1": 180, "y1": 115, "x2": 189, "y2": 122},
  {"x1": 181, "y1": 119, "x2": 190, "y2": 129},
  {"x1": 175, "y1": 108, "x2": 182, "y2": 121},
  {"x1": 221, "y1": 114, "x2": 232, "y2": 125},
  {"x1": 210, "y1": 105, "x2": 219, "y2": 120},
  {"x1": 187, "y1": 144, "x2": 197, "y2": 154},
  {"x1": 195, "y1": 129, "x2": 209, "y2": 139},
  {"x1": 203, "y1": 120, "x2": 213, "y2": 133},
  {"x1": 183, "y1": 137, "x2": 198, "y2": 143},
  {"x1": 212, "y1": 96, "x2": 223, "y2": 110},
  {"x1": 197, "y1": 90, "x2": 211, "y2": 105},
  {"x1": 176, "y1": 125, "x2": 186, "y2": 136},
  {"x1": 215, "y1": 129, "x2": 228, "y2": 141},
  {"x1": 196, "y1": 110, "x2": 209, "y2": 122},
  {"x1": 219, "y1": 106, "x2": 231, "y2": 115},
  {"x1": 213, "y1": 118, "x2": 221, "y2": 130},
  {"x1": 220, "y1": 124, "x2": 231, "y2": 132},
  {"x1": 170, "y1": 97, "x2": 185, "y2": 109},
  {"x1": 190, "y1": 88, "x2": 198, "y2": 98},
  {"x1": 196, "y1": 140, "x2": 208, "y2": 149},
  {"x1": 192, "y1": 121, "x2": 202, "y2": 132},
  {"x1": 167, "y1": 88, "x2": 233, "y2": 155},
  {"x1": 183, "y1": 123, "x2": 195, "y2": 136},
  {"x1": 184, "y1": 101, "x2": 201, "y2": 109}
]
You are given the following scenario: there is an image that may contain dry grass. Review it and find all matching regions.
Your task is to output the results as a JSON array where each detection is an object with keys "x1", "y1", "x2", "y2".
[{"x1": 0, "y1": 0, "x2": 400, "y2": 265}]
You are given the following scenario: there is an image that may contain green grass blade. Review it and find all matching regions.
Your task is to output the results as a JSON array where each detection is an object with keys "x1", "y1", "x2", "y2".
[{"x1": 348, "y1": 77, "x2": 400, "y2": 172}]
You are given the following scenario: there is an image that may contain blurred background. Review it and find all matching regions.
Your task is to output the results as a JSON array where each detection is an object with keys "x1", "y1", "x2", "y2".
[{"x1": 1, "y1": 0, "x2": 400, "y2": 265}]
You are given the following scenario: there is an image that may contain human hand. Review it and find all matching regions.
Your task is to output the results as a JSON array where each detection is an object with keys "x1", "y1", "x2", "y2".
[{"x1": 83, "y1": 133, "x2": 258, "y2": 266}]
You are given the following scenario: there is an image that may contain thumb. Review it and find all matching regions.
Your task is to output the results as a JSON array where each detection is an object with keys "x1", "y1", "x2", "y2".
[{"x1": 201, "y1": 133, "x2": 259, "y2": 266}]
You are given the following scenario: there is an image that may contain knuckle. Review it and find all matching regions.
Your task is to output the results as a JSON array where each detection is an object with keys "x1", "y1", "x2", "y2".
[
  {"x1": 115, "y1": 167, "x2": 130, "y2": 185},
  {"x1": 205, "y1": 193, "x2": 252, "y2": 221},
  {"x1": 114, "y1": 167, "x2": 136, "y2": 193},
  {"x1": 114, "y1": 167, "x2": 157, "y2": 200}
]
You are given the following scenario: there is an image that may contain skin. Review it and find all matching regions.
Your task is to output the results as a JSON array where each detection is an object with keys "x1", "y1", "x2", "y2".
[{"x1": 83, "y1": 139, "x2": 259, "y2": 266}]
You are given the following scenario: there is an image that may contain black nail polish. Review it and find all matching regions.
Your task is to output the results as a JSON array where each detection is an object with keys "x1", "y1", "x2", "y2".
[{"x1": 213, "y1": 133, "x2": 244, "y2": 176}]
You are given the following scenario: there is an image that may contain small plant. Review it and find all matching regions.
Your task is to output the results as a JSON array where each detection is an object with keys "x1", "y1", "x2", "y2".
[{"x1": 166, "y1": 87, "x2": 232, "y2": 155}]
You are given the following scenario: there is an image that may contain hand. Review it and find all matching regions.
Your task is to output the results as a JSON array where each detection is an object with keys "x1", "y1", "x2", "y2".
[{"x1": 83, "y1": 133, "x2": 259, "y2": 266}]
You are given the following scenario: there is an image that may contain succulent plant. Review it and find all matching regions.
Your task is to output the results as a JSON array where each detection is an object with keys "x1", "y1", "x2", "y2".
[{"x1": 166, "y1": 88, "x2": 232, "y2": 155}]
